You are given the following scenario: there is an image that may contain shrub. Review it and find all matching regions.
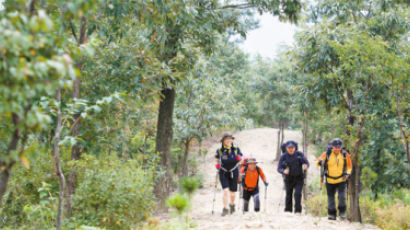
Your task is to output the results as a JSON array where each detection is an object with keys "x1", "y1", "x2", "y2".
[
  {"x1": 179, "y1": 177, "x2": 199, "y2": 197},
  {"x1": 305, "y1": 189, "x2": 327, "y2": 217},
  {"x1": 71, "y1": 154, "x2": 156, "y2": 229},
  {"x1": 359, "y1": 196, "x2": 377, "y2": 224},
  {"x1": 0, "y1": 148, "x2": 156, "y2": 230},
  {"x1": 375, "y1": 201, "x2": 410, "y2": 230},
  {"x1": 166, "y1": 193, "x2": 189, "y2": 215}
]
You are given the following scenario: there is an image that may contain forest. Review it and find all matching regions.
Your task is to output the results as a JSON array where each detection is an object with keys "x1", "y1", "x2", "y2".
[{"x1": 0, "y1": 0, "x2": 408, "y2": 229}]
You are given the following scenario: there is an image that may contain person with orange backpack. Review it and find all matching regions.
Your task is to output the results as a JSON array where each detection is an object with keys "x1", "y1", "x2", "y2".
[{"x1": 239, "y1": 157, "x2": 268, "y2": 213}]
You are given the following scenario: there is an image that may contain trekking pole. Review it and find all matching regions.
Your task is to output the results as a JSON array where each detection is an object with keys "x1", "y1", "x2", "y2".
[
  {"x1": 238, "y1": 183, "x2": 242, "y2": 213},
  {"x1": 303, "y1": 169, "x2": 307, "y2": 215},
  {"x1": 264, "y1": 184, "x2": 267, "y2": 213},
  {"x1": 211, "y1": 171, "x2": 218, "y2": 215},
  {"x1": 319, "y1": 161, "x2": 324, "y2": 219}
]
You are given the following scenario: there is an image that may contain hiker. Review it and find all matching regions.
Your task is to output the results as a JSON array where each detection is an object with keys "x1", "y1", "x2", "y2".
[
  {"x1": 277, "y1": 140, "x2": 309, "y2": 214},
  {"x1": 239, "y1": 157, "x2": 268, "y2": 213},
  {"x1": 317, "y1": 138, "x2": 352, "y2": 220},
  {"x1": 215, "y1": 133, "x2": 243, "y2": 216}
]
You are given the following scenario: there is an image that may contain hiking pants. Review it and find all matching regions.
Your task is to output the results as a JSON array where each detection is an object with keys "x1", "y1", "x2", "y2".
[
  {"x1": 326, "y1": 182, "x2": 347, "y2": 216},
  {"x1": 284, "y1": 176, "x2": 304, "y2": 213},
  {"x1": 219, "y1": 169, "x2": 239, "y2": 192},
  {"x1": 243, "y1": 188, "x2": 260, "y2": 212}
]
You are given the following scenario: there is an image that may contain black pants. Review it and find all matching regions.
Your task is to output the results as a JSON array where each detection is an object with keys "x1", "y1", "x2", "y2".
[
  {"x1": 243, "y1": 188, "x2": 260, "y2": 212},
  {"x1": 326, "y1": 182, "x2": 347, "y2": 216},
  {"x1": 284, "y1": 176, "x2": 304, "y2": 213}
]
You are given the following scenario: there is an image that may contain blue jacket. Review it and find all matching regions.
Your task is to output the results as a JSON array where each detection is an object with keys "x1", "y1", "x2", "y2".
[{"x1": 277, "y1": 151, "x2": 309, "y2": 177}]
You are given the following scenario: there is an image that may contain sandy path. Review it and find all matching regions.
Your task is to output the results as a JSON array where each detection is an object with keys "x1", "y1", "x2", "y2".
[{"x1": 189, "y1": 128, "x2": 379, "y2": 230}]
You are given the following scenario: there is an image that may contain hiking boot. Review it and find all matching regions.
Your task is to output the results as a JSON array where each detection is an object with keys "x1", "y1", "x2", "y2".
[
  {"x1": 221, "y1": 208, "x2": 229, "y2": 216},
  {"x1": 328, "y1": 214, "x2": 336, "y2": 220},
  {"x1": 340, "y1": 211, "x2": 347, "y2": 220},
  {"x1": 229, "y1": 204, "x2": 235, "y2": 214}
]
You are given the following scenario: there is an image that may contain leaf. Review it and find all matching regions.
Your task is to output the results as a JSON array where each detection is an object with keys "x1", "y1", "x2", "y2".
[{"x1": 20, "y1": 155, "x2": 30, "y2": 169}]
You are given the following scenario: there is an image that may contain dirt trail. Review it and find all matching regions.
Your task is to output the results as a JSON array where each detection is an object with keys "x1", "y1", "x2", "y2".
[{"x1": 189, "y1": 128, "x2": 379, "y2": 230}]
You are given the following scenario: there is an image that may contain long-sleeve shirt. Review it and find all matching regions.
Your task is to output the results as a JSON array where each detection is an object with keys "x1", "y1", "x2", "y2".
[
  {"x1": 240, "y1": 166, "x2": 266, "y2": 191},
  {"x1": 277, "y1": 151, "x2": 309, "y2": 177},
  {"x1": 316, "y1": 151, "x2": 352, "y2": 184}
]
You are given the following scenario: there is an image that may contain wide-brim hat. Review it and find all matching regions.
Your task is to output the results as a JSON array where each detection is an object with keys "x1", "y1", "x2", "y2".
[
  {"x1": 247, "y1": 158, "x2": 259, "y2": 164},
  {"x1": 220, "y1": 133, "x2": 235, "y2": 142}
]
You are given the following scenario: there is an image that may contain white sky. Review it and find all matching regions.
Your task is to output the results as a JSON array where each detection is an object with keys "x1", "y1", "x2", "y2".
[{"x1": 239, "y1": 13, "x2": 298, "y2": 59}]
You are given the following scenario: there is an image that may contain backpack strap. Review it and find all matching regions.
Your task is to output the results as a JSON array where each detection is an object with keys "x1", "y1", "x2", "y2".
[
  {"x1": 324, "y1": 150, "x2": 348, "y2": 180},
  {"x1": 242, "y1": 166, "x2": 260, "y2": 191},
  {"x1": 219, "y1": 146, "x2": 240, "y2": 178}
]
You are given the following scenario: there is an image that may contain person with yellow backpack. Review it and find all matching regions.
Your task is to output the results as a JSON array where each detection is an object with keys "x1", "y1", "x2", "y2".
[{"x1": 317, "y1": 138, "x2": 352, "y2": 220}]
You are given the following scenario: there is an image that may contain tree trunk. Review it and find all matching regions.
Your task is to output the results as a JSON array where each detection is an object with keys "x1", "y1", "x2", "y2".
[
  {"x1": 0, "y1": 113, "x2": 21, "y2": 205},
  {"x1": 275, "y1": 121, "x2": 282, "y2": 161},
  {"x1": 65, "y1": 16, "x2": 87, "y2": 217},
  {"x1": 181, "y1": 138, "x2": 191, "y2": 177},
  {"x1": 280, "y1": 122, "x2": 285, "y2": 146},
  {"x1": 53, "y1": 88, "x2": 66, "y2": 230},
  {"x1": 154, "y1": 86, "x2": 176, "y2": 201},
  {"x1": 345, "y1": 89, "x2": 362, "y2": 222}
]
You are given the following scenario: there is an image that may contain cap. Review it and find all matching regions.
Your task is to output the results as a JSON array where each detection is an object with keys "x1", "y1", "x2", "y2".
[
  {"x1": 331, "y1": 138, "x2": 343, "y2": 147},
  {"x1": 285, "y1": 141, "x2": 297, "y2": 148},
  {"x1": 220, "y1": 133, "x2": 235, "y2": 142}
]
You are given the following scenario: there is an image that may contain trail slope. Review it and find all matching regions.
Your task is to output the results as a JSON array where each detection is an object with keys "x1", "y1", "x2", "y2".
[{"x1": 190, "y1": 128, "x2": 379, "y2": 230}]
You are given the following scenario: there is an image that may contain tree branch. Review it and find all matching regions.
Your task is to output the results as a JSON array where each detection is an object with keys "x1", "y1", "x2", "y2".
[
  {"x1": 70, "y1": 20, "x2": 78, "y2": 43},
  {"x1": 29, "y1": 0, "x2": 36, "y2": 17},
  {"x1": 220, "y1": 3, "x2": 253, "y2": 10}
]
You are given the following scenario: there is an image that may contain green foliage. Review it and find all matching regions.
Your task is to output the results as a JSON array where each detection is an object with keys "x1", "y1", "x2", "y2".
[
  {"x1": 361, "y1": 166, "x2": 378, "y2": 191},
  {"x1": 179, "y1": 177, "x2": 199, "y2": 196},
  {"x1": 71, "y1": 154, "x2": 156, "y2": 229},
  {"x1": 0, "y1": 146, "x2": 156, "y2": 229},
  {"x1": 166, "y1": 194, "x2": 189, "y2": 215}
]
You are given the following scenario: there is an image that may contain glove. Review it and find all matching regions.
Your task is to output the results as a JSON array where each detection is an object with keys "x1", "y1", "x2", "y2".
[
  {"x1": 264, "y1": 182, "x2": 269, "y2": 187},
  {"x1": 236, "y1": 155, "x2": 242, "y2": 161},
  {"x1": 215, "y1": 164, "x2": 221, "y2": 170}
]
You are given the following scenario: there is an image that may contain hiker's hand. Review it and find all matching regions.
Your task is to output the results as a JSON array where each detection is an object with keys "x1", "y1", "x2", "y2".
[
  {"x1": 345, "y1": 174, "x2": 350, "y2": 180},
  {"x1": 264, "y1": 182, "x2": 269, "y2": 187},
  {"x1": 318, "y1": 160, "x2": 323, "y2": 166},
  {"x1": 236, "y1": 155, "x2": 242, "y2": 161},
  {"x1": 303, "y1": 164, "x2": 308, "y2": 170},
  {"x1": 215, "y1": 164, "x2": 221, "y2": 170},
  {"x1": 283, "y1": 169, "x2": 289, "y2": 175}
]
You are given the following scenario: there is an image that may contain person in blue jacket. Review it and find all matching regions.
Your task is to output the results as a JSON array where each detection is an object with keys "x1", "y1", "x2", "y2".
[
  {"x1": 215, "y1": 133, "x2": 242, "y2": 216},
  {"x1": 277, "y1": 140, "x2": 309, "y2": 214}
]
